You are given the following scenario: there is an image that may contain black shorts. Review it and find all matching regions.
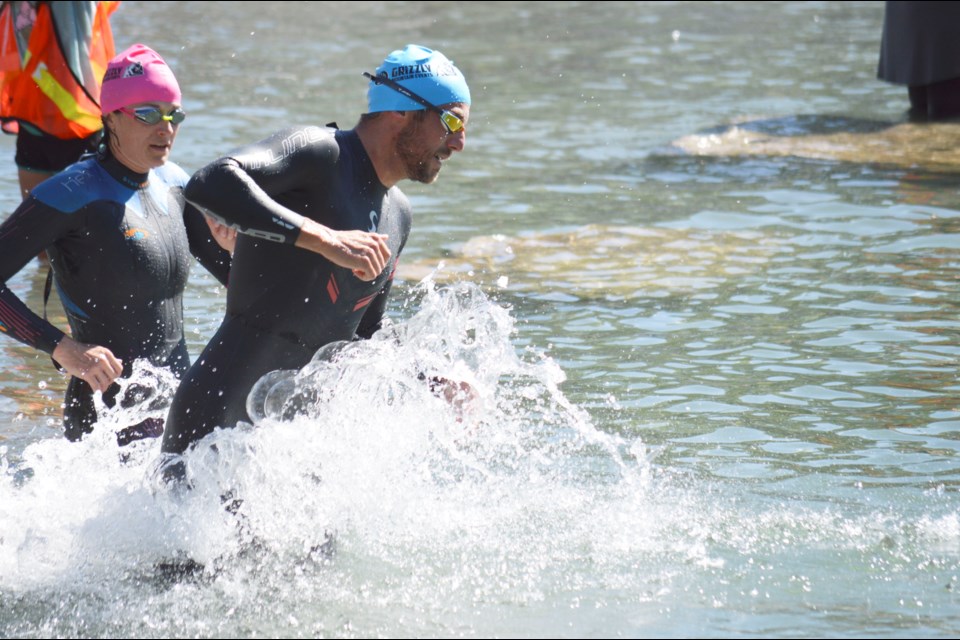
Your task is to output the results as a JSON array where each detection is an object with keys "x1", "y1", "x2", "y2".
[{"x1": 15, "y1": 128, "x2": 100, "y2": 174}]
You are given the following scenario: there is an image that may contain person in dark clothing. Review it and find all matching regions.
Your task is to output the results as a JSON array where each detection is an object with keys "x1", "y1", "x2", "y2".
[
  {"x1": 877, "y1": 1, "x2": 960, "y2": 120},
  {"x1": 161, "y1": 44, "x2": 471, "y2": 455},
  {"x1": 0, "y1": 43, "x2": 233, "y2": 443}
]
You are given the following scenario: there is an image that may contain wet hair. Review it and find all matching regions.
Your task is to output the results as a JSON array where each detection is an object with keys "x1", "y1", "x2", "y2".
[
  {"x1": 358, "y1": 110, "x2": 429, "y2": 126},
  {"x1": 96, "y1": 115, "x2": 115, "y2": 161}
]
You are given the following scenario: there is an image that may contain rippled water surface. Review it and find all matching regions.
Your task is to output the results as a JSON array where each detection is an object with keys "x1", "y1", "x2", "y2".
[{"x1": 1, "y1": 2, "x2": 959, "y2": 637}]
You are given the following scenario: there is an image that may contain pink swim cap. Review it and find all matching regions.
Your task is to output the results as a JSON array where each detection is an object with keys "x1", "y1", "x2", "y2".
[{"x1": 100, "y1": 44, "x2": 182, "y2": 114}]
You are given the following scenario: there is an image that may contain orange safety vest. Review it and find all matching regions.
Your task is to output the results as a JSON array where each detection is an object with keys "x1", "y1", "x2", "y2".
[{"x1": 0, "y1": 1, "x2": 119, "y2": 139}]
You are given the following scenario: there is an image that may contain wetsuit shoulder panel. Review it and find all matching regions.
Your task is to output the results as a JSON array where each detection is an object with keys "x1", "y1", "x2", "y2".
[
  {"x1": 153, "y1": 161, "x2": 190, "y2": 187},
  {"x1": 30, "y1": 159, "x2": 132, "y2": 214},
  {"x1": 230, "y1": 125, "x2": 340, "y2": 175}
]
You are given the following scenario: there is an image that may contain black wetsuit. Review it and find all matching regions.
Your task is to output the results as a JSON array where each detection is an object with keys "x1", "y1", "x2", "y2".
[
  {"x1": 0, "y1": 155, "x2": 231, "y2": 441},
  {"x1": 161, "y1": 126, "x2": 412, "y2": 454}
]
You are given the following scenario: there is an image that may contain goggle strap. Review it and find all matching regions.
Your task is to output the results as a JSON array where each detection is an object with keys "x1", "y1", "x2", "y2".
[
  {"x1": 123, "y1": 107, "x2": 185, "y2": 125},
  {"x1": 363, "y1": 72, "x2": 462, "y2": 133}
]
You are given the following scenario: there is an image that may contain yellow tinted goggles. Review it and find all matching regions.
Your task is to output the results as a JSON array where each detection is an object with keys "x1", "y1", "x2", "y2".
[{"x1": 363, "y1": 72, "x2": 463, "y2": 134}]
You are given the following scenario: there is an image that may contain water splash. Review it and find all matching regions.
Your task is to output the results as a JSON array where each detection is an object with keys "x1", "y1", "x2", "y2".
[
  {"x1": 160, "y1": 279, "x2": 649, "y2": 567},
  {"x1": 2, "y1": 281, "x2": 955, "y2": 637}
]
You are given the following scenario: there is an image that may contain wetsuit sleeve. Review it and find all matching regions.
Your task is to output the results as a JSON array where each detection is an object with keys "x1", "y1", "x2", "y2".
[
  {"x1": 0, "y1": 198, "x2": 75, "y2": 354},
  {"x1": 184, "y1": 126, "x2": 339, "y2": 245},
  {"x1": 183, "y1": 202, "x2": 231, "y2": 287}
]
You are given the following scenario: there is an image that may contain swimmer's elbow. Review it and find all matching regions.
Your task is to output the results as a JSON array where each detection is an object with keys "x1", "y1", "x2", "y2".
[{"x1": 185, "y1": 159, "x2": 247, "y2": 217}]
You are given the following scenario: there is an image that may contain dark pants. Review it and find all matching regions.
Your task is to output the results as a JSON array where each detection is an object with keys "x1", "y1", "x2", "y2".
[{"x1": 908, "y1": 77, "x2": 960, "y2": 121}]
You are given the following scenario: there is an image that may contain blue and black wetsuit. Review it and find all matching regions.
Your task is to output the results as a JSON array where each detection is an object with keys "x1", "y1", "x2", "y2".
[
  {"x1": 0, "y1": 155, "x2": 231, "y2": 441},
  {"x1": 161, "y1": 126, "x2": 411, "y2": 454}
]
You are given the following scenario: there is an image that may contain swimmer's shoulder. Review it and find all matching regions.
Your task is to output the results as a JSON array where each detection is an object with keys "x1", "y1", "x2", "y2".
[
  {"x1": 229, "y1": 124, "x2": 341, "y2": 171},
  {"x1": 30, "y1": 158, "x2": 129, "y2": 214},
  {"x1": 153, "y1": 161, "x2": 190, "y2": 187}
]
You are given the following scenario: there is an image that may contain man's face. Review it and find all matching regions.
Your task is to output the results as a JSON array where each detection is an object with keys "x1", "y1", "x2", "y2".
[{"x1": 396, "y1": 103, "x2": 469, "y2": 184}]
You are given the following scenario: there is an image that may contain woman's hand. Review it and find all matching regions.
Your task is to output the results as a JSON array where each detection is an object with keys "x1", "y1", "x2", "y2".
[
  {"x1": 52, "y1": 336, "x2": 123, "y2": 393},
  {"x1": 205, "y1": 215, "x2": 238, "y2": 254}
]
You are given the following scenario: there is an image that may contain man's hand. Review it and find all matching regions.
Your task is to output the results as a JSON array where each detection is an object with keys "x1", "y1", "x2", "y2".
[
  {"x1": 425, "y1": 376, "x2": 479, "y2": 422},
  {"x1": 52, "y1": 336, "x2": 123, "y2": 393},
  {"x1": 295, "y1": 219, "x2": 390, "y2": 281},
  {"x1": 204, "y1": 215, "x2": 238, "y2": 254}
]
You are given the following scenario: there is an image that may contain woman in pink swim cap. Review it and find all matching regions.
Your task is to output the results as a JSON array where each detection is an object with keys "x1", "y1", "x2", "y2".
[
  {"x1": 98, "y1": 43, "x2": 185, "y2": 172},
  {"x1": 0, "y1": 44, "x2": 235, "y2": 445}
]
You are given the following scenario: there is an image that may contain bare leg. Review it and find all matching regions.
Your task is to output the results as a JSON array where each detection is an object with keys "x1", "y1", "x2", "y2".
[{"x1": 17, "y1": 167, "x2": 54, "y2": 199}]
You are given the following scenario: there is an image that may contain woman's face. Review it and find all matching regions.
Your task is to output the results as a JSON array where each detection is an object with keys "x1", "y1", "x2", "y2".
[{"x1": 104, "y1": 101, "x2": 182, "y2": 173}]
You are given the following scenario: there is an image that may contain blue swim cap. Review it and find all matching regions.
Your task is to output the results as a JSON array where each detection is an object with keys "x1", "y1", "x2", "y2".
[{"x1": 367, "y1": 44, "x2": 471, "y2": 113}]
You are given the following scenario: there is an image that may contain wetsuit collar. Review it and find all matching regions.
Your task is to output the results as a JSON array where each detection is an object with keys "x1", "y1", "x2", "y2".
[
  {"x1": 338, "y1": 129, "x2": 387, "y2": 191},
  {"x1": 98, "y1": 154, "x2": 150, "y2": 189}
]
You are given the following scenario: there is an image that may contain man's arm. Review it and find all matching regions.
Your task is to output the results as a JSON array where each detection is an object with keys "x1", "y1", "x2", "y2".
[
  {"x1": 185, "y1": 126, "x2": 390, "y2": 281},
  {"x1": 185, "y1": 156, "x2": 307, "y2": 244},
  {"x1": 295, "y1": 218, "x2": 390, "y2": 281}
]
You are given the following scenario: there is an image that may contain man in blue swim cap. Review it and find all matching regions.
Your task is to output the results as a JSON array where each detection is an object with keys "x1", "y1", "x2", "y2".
[
  {"x1": 364, "y1": 44, "x2": 471, "y2": 184},
  {"x1": 160, "y1": 45, "x2": 472, "y2": 456}
]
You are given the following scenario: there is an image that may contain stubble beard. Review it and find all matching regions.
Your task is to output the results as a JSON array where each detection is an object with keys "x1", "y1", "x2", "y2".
[{"x1": 396, "y1": 118, "x2": 441, "y2": 184}]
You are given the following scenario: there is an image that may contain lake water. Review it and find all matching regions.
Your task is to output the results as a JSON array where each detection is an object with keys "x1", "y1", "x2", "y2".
[{"x1": 1, "y1": 1, "x2": 959, "y2": 637}]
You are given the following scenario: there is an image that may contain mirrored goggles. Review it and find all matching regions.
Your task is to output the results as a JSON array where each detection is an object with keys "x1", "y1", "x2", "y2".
[
  {"x1": 363, "y1": 72, "x2": 463, "y2": 134},
  {"x1": 119, "y1": 106, "x2": 186, "y2": 126}
]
